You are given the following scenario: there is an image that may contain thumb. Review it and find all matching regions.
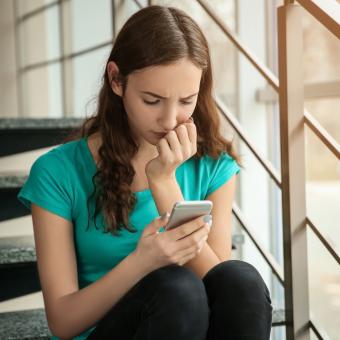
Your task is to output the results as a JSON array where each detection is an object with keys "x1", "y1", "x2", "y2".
[{"x1": 144, "y1": 212, "x2": 170, "y2": 236}]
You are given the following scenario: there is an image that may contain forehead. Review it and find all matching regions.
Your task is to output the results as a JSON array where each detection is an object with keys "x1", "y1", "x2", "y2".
[{"x1": 128, "y1": 58, "x2": 202, "y2": 94}]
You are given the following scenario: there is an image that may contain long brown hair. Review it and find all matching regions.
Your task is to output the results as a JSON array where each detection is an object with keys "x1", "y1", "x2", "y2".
[{"x1": 63, "y1": 5, "x2": 242, "y2": 236}]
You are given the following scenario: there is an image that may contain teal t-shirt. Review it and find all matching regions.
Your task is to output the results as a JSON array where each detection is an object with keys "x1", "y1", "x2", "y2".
[{"x1": 17, "y1": 136, "x2": 240, "y2": 340}]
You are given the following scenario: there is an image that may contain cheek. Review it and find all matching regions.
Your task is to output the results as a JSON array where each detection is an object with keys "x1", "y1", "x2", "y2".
[
  {"x1": 123, "y1": 98, "x2": 143, "y2": 121},
  {"x1": 125, "y1": 102, "x2": 156, "y2": 130}
]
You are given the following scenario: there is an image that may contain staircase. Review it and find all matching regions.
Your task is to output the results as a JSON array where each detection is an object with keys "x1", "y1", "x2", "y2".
[
  {"x1": 0, "y1": 118, "x2": 81, "y2": 339},
  {"x1": 0, "y1": 117, "x2": 283, "y2": 339}
]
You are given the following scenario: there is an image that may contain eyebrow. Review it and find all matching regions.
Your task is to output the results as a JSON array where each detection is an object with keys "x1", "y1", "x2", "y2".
[{"x1": 141, "y1": 91, "x2": 199, "y2": 100}]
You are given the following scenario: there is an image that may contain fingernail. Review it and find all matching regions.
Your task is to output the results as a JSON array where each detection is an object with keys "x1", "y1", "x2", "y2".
[{"x1": 203, "y1": 215, "x2": 212, "y2": 224}]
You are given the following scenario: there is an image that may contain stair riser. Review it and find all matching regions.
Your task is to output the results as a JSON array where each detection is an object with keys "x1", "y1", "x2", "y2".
[
  {"x1": 0, "y1": 129, "x2": 74, "y2": 156},
  {"x1": 0, "y1": 188, "x2": 30, "y2": 222},
  {"x1": 0, "y1": 262, "x2": 41, "y2": 302}
]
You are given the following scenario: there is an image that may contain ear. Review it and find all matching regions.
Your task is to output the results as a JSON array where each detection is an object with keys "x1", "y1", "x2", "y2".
[{"x1": 107, "y1": 61, "x2": 123, "y2": 97}]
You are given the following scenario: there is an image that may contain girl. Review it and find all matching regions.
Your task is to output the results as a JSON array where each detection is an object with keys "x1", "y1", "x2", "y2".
[{"x1": 18, "y1": 5, "x2": 272, "y2": 340}]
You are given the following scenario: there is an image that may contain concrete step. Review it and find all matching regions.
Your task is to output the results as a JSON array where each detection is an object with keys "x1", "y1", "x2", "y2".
[
  {"x1": 0, "y1": 232, "x2": 244, "y2": 301},
  {"x1": 0, "y1": 235, "x2": 40, "y2": 302},
  {"x1": 0, "y1": 235, "x2": 36, "y2": 266},
  {"x1": 0, "y1": 307, "x2": 286, "y2": 339},
  {"x1": 0, "y1": 172, "x2": 30, "y2": 222},
  {"x1": 0, "y1": 308, "x2": 51, "y2": 339},
  {"x1": 0, "y1": 117, "x2": 84, "y2": 157}
]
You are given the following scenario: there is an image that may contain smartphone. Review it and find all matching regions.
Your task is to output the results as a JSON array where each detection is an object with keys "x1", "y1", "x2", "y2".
[{"x1": 164, "y1": 200, "x2": 213, "y2": 230}]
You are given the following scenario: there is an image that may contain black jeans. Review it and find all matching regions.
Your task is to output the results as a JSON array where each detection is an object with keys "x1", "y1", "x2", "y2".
[{"x1": 87, "y1": 260, "x2": 273, "y2": 340}]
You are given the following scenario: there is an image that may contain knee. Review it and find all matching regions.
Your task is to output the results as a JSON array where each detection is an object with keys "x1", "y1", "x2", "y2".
[
  {"x1": 203, "y1": 260, "x2": 272, "y2": 306},
  {"x1": 145, "y1": 264, "x2": 210, "y2": 311}
]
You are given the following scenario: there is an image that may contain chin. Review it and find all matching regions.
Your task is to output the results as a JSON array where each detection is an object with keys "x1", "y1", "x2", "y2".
[
  {"x1": 137, "y1": 133, "x2": 159, "y2": 147},
  {"x1": 147, "y1": 137, "x2": 159, "y2": 145}
]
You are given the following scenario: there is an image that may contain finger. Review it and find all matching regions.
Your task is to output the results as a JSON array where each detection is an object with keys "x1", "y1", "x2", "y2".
[
  {"x1": 144, "y1": 213, "x2": 170, "y2": 237},
  {"x1": 167, "y1": 224, "x2": 209, "y2": 257},
  {"x1": 186, "y1": 122, "x2": 197, "y2": 153},
  {"x1": 175, "y1": 125, "x2": 191, "y2": 159},
  {"x1": 165, "y1": 215, "x2": 208, "y2": 241},
  {"x1": 158, "y1": 137, "x2": 172, "y2": 161},
  {"x1": 165, "y1": 130, "x2": 182, "y2": 157},
  {"x1": 178, "y1": 253, "x2": 196, "y2": 266},
  {"x1": 174, "y1": 224, "x2": 210, "y2": 252},
  {"x1": 176, "y1": 238, "x2": 208, "y2": 265},
  {"x1": 174, "y1": 244, "x2": 198, "y2": 264},
  {"x1": 176, "y1": 234, "x2": 207, "y2": 260}
]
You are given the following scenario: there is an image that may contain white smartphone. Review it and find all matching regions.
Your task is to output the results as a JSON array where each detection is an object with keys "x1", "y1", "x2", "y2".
[{"x1": 164, "y1": 200, "x2": 213, "y2": 230}]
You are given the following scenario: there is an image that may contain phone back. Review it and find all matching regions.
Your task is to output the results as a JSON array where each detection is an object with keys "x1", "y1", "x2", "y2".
[{"x1": 165, "y1": 200, "x2": 212, "y2": 230}]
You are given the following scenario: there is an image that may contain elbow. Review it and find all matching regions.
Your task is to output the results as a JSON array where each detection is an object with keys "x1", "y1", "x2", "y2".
[
  {"x1": 45, "y1": 296, "x2": 78, "y2": 339},
  {"x1": 48, "y1": 320, "x2": 64, "y2": 339},
  {"x1": 47, "y1": 312, "x2": 73, "y2": 339},
  {"x1": 50, "y1": 323, "x2": 73, "y2": 340}
]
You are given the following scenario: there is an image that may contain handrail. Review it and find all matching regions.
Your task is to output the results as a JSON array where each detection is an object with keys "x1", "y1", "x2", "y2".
[
  {"x1": 309, "y1": 316, "x2": 331, "y2": 340},
  {"x1": 232, "y1": 203, "x2": 285, "y2": 285},
  {"x1": 133, "y1": 0, "x2": 144, "y2": 9},
  {"x1": 214, "y1": 96, "x2": 282, "y2": 187},
  {"x1": 296, "y1": 0, "x2": 340, "y2": 39},
  {"x1": 197, "y1": 0, "x2": 338, "y2": 171},
  {"x1": 304, "y1": 110, "x2": 340, "y2": 160},
  {"x1": 196, "y1": 0, "x2": 279, "y2": 92},
  {"x1": 306, "y1": 217, "x2": 340, "y2": 265}
]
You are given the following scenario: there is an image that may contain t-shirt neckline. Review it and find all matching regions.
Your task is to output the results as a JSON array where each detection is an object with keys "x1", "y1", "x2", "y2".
[{"x1": 80, "y1": 136, "x2": 152, "y2": 199}]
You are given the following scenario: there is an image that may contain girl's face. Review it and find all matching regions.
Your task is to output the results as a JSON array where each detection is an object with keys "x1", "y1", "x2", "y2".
[{"x1": 108, "y1": 58, "x2": 202, "y2": 150}]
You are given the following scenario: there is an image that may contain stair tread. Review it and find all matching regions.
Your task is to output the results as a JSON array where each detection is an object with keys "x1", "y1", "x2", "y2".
[
  {"x1": 0, "y1": 172, "x2": 28, "y2": 188},
  {"x1": 272, "y1": 308, "x2": 286, "y2": 324},
  {"x1": 0, "y1": 235, "x2": 36, "y2": 265},
  {"x1": 0, "y1": 307, "x2": 286, "y2": 339},
  {"x1": 0, "y1": 117, "x2": 84, "y2": 130},
  {"x1": 0, "y1": 308, "x2": 51, "y2": 339}
]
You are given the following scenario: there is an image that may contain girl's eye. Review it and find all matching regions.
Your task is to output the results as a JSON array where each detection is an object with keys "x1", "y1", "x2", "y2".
[
  {"x1": 143, "y1": 99, "x2": 159, "y2": 105},
  {"x1": 143, "y1": 99, "x2": 193, "y2": 105}
]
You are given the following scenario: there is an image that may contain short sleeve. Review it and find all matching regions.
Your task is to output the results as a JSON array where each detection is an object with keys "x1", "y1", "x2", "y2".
[
  {"x1": 204, "y1": 152, "x2": 241, "y2": 197},
  {"x1": 17, "y1": 152, "x2": 73, "y2": 222}
]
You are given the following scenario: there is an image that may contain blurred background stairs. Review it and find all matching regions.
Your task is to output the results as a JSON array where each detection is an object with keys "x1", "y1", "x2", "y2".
[{"x1": 0, "y1": 117, "x2": 80, "y2": 339}]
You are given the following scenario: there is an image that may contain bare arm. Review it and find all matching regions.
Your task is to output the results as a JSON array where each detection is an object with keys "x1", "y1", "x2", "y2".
[{"x1": 31, "y1": 203, "x2": 152, "y2": 339}]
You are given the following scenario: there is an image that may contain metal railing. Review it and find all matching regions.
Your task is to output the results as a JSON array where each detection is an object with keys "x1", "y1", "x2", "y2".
[{"x1": 193, "y1": 1, "x2": 339, "y2": 339}]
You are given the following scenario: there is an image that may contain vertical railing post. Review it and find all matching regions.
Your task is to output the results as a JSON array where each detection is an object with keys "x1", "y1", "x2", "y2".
[
  {"x1": 111, "y1": 0, "x2": 116, "y2": 40},
  {"x1": 277, "y1": 3, "x2": 311, "y2": 339},
  {"x1": 59, "y1": 0, "x2": 73, "y2": 117}
]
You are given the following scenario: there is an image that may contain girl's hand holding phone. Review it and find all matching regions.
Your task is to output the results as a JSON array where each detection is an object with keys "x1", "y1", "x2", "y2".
[
  {"x1": 133, "y1": 213, "x2": 212, "y2": 272},
  {"x1": 145, "y1": 117, "x2": 197, "y2": 182}
]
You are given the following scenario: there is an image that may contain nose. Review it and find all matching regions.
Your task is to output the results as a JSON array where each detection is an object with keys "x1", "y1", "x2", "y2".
[{"x1": 158, "y1": 105, "x2": 178, "y2": 132}]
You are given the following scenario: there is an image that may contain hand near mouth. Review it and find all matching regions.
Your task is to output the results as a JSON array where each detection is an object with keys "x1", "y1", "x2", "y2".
[{"x1": 145, "y1": 116, "x2": 197, "y2": 182}]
